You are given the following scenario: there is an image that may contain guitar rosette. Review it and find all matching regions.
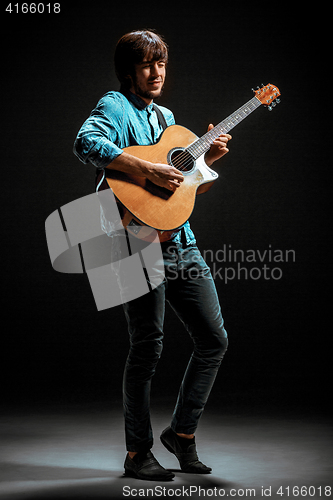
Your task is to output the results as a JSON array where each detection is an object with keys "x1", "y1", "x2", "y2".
[{"x1": 45, "y1": 189, "x2": 165, "y2": 311}]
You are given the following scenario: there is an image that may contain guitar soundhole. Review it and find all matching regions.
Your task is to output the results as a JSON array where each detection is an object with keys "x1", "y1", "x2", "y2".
[{"x1": 168, "y1": 148, "x2": 195, "y2": 173}]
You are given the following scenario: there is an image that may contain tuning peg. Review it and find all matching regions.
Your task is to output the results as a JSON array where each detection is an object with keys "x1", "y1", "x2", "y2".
[
  {"x1": 276, "y1": 98, "x2": 281, "y2": 104},
  {"x1": 267, "y1": 106, "x2": 273, "y2": 111}
]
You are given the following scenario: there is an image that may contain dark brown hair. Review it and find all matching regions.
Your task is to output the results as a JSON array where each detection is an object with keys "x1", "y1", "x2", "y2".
[{"x1": 114, "y1": 30, "x2": 168, "y2": 90}]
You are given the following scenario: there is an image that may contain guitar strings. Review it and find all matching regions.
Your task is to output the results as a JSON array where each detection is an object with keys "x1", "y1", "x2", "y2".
[
  {"x1": 169, "y1": 97, "x2": 260, "y2": 171},
  {"x1": 170, "y1": 125, "x2": 227, "y2": 171},
  {"x1": 172, "y1": 116, "x2": 238, "y2": 170},
  {"x1": 171, "y1": 126, "x2": 226, "y2": 170},
  {"x1": 169, "y1": 111, "x2": 237, "y2": 170}
]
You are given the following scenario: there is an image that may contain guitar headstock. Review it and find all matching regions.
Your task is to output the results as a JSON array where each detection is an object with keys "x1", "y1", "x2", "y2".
[{"x1": 253, "y1": 83, "x2": 281, "y2": 110}]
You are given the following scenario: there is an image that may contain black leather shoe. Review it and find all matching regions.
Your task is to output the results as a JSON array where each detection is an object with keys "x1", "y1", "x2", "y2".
[
  {"x1": 124, "y1": 451, "x2": 175, "y2": 481},
  {"x1": 160, "y1": 426, "x2": 212, "y2": 474}
]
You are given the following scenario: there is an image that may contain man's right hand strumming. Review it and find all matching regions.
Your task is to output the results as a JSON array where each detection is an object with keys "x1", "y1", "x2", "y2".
[
  {"x1": 144, "y1": 162, "x2": 184, "y2": 191},
  {"x1": 106, "y1": 152, "x2": 184, "y2": 192}
]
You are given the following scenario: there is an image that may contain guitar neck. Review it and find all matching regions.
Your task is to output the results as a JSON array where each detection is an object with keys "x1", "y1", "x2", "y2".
[{"x1": 187, "y1": 96, "x2": 262, "y2": 159}]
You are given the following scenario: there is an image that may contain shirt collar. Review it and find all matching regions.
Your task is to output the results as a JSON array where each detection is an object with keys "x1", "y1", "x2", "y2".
[{"x1": 124, "y1": 90, "x2": 154, "y2": 113}]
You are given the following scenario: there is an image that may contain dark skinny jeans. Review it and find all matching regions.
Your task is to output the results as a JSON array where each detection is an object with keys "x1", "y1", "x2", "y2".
[{"x1": 122, "y1": 239, "x2": 228, "y2": 452}]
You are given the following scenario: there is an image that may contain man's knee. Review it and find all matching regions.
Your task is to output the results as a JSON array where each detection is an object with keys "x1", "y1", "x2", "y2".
[
  {"x1": 194, "y1": 326, "x2": 228, "y2": 361},
  {"x1": 219, "y1": 333, "x2": 228, "y2": 356},
  {"x1": 214, "y1": 329, "x2": 228, "y2": 358},
  {"x1": 129, "y1": 337, "x2": 163, "y2": 364}
]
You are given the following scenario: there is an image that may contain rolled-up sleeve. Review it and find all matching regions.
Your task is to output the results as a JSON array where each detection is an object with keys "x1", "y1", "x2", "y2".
[{"x1": 73, "y1": 93, "x2": 124, "y2": 169}]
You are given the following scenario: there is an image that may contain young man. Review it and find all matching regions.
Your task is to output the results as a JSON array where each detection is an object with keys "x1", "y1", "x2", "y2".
[{"x1": 74, "y1": 30, "x2": 231, "y2": 481}]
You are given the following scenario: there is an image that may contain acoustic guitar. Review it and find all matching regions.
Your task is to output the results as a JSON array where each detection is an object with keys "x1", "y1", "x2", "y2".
[{"x1": 105, "y1": 84, "x2": 281, "y2": 242}]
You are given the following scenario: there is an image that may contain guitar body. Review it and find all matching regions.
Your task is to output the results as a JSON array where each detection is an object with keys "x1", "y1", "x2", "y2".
[{"x1": 105, "y1": 124, "x2": 219, "y2": 242}]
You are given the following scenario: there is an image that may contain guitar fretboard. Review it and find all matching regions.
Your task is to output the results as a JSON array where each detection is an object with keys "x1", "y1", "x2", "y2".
[{"x1": 186, "y1": 96, "x2": 261, "y2": 159}]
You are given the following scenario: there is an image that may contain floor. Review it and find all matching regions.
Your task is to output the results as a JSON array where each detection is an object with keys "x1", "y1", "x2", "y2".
[{"x1": 0, "y1": 402, "x2": 332, "y2": 499}]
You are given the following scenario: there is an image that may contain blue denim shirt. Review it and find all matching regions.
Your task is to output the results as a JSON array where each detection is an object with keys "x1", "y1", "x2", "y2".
[{"x1": 73, "y1": 90, "x2": 196, "y2": 245}]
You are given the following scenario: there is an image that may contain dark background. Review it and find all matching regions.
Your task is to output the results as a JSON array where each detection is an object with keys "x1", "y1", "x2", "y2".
[{"x1": 2, "y1": 3, "x2": 331, "y2": 417}]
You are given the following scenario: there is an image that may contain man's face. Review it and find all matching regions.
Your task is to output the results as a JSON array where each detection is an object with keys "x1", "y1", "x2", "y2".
[{"x1": 129, "y1": 58, "x2": 166, "y2": 104}]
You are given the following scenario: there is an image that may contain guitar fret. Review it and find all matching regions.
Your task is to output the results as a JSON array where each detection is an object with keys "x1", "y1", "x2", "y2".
[{"x1": 187, "y1": 97, "x2": 261, "y2": 160}]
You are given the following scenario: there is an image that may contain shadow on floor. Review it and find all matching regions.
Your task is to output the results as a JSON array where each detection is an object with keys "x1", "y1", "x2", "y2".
[{"x1": 0, "y1": 462, "x2": 233, "y2": 499}]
